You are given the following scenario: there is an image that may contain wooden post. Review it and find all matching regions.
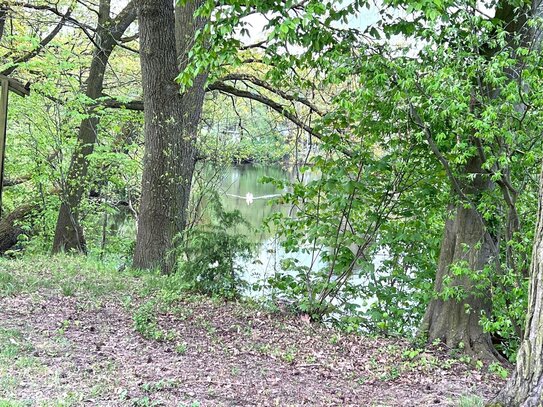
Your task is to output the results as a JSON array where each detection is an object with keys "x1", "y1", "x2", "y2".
[
  {"x1": 0, "y1": 77, "x2": 9, "y2": 218},
  {"x1": 0, "y1": 75, "x2": 29, "y2": 217}
]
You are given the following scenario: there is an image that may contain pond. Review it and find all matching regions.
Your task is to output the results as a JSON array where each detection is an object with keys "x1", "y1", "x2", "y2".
[
  {"x1": 216, "y1": 164, "x2": 321, "y2": 295},
  {"x1": 111, "y1": 163, "x2": 385, "y2": 309},
  {"x1": 216, "y1": 164, "x2": 387, "y2": 303}
]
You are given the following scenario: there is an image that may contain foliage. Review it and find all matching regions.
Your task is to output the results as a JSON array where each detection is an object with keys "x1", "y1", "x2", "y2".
[
  {"x1": 2, "y1": 0, "x2": 543, "y2": 365},
  {"x1": 457, "y1": 395, "x2": 484, "y2": 407},
  {"x1": 200, "y1": 93, "x2": 294, "y2": 163},
  {"x1": 175, "y1": 0, "x2": 543, "y2": 359},
  {"x1": 133, "y1": 300, "x2": 175, "y2": 341},
  {"x1": 179, "y1": 194, "x2": 254, "y2": 299}
]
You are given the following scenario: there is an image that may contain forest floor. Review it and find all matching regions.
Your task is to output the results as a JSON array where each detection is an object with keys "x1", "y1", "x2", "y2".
[{"x1": 0, "y1": 256, "x2": 506, "y2": 407}]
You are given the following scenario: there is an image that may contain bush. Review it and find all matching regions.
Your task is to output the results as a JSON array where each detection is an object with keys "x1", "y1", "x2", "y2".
[{"x1": 179, "y1": 196, "x2": 254, "y2": 299}]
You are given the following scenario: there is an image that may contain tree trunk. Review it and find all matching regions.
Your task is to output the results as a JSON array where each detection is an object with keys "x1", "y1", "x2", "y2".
[
  {"x1": 52, "y1": 45, "x2": 110, "y2": 252},
  {"x1": 0, "y1": 6, "x2": 7, "y2": 44},
  {"x1": 420, "y1": 204, "x2": 502, "y2": 360},
  {"x1": 490, "y1": 0, "x2": 543, "y2": 402},
  {"x1": 420, "y1": 157, "x2": 502, "y2": 361},
  {"x1": 52, "y1": 0, "x2": 136, "y2": 253},
  {"x1": 132, "y1": 0, "x2": 206, "y2": 273},
  {"x1": 494, "y1": 162, "x2": 543, "y2": 405},
  {"x1": 0, "y1": 204, "x2": 38, "y2": 254}
]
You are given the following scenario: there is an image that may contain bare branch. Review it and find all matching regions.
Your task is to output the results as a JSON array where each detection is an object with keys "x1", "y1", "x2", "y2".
[{"x1": 221, "y1": 73, "x2": 324, "y2": 116}]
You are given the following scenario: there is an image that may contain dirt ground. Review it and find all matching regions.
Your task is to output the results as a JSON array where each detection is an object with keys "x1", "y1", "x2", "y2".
[{"x1": 0, "y1": 285, "x2": 505, "y2": 406}]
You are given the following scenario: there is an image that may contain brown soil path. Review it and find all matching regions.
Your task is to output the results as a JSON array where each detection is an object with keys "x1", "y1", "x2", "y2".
[{"x1": 0, "y1": 290, "x2": 504, "y2": 406}]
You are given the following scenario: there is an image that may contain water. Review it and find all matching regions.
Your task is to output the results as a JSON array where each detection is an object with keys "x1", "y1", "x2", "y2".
[
  {"x1": 216, "y1": 164, "x2": 386, "y2": 304},
  {"x1": 112, "y1": 163, "x2": 384, "y2": 309},
  {"x1": 216, "y1": 164, "x2": 320, "y2": 294},
  {"x1": 218, "y1": 164, "x2": 292, "y2": 243}
]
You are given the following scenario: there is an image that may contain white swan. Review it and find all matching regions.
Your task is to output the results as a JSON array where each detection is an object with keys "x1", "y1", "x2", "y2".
[{"x1": 245, "y1": 192, "x2": 254, "y2": 205}]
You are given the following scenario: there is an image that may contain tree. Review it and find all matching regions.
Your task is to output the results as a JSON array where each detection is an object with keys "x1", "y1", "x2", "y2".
[
  {"x1": 495, "y1": 161, "x2": 543, "y2": 405},
  {"x1": 132, "y1": 0, "x2": 206, "y2": 273},
  {"x1": 400, "y1": 1, "x2": 536, "y2": 359},
  {"x1": 52, "y1": 0, "x2": 137, "y2": 253}
]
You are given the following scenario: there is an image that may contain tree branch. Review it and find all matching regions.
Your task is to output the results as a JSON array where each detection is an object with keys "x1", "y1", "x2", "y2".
[
  {"x1": 1, "y1": 5, "x2": 73, "y2": 76},
  {"x1": 221, "y1": 73, "x2": 324, "y2": 116}
]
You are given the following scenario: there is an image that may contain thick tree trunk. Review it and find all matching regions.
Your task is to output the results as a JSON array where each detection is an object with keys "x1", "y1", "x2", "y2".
[
  {"x1": 132, "y1": 0, "x2": 206, "y2": 273},
  {"x1": 494, "y1": 163, "x2": 543, "y2": 406},
  {"x1": 52, "y1": 0, "x2": 136, "y2": 253},
  {"x1": 420, "y1": 157, "x2": 502, "y2": 361},
  {"x1": 420, "y1": 205, "x2": 501, "y2": 360}
]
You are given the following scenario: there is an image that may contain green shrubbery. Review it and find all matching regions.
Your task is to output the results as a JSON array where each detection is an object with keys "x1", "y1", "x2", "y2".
[{"x1": 179, "y1": 196, "x2": 254, "y2": 299}]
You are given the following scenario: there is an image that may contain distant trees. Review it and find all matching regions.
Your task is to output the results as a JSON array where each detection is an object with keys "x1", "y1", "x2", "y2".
[{"x1": 52, "y1": 0, "x2": 137, "y2": 253}]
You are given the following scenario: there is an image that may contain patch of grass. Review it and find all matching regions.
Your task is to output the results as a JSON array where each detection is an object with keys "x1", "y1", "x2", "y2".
[
  {"x1": 329, "y1": 333, "x2": 341, "y2": 345},
  {"x1": 457, "y1": 394, "x2": 484, "y2": 407},
  {"x1": 0, "y1": 375, "x2": 19, "y2": 393},
  {"x1": 379, "y1": 364, "x2": 401, "y2": 381},
  {"x1": 280, "y1": 346, "x2": 297, "y2": 363},
  {"x1": 0, "y1": 328, "x2": 33, "y2": 360},
  {"x1": 56, "y1": 319, "x2": 71, "y2": 338},
  {"x1": 60, "y1": 282, "x2": 76, "y2": 297},
  {"x1": 0, "y1": 400, "x2": 31, "y2": 407},
  {"x1": 172, "y1": 306, "x2": 193, "y2": 320},
  {"x1": 0, "y1": 255, "x2": 135, "y2": 300},
  {"x1": 141, "y1": 378, "x2": 179, "y2": 393},
  {"x1": 13, "y1": 355, "x2": 41, "y2": 369},
  {"x1": 0, "y1": 254, "x2": 227, "y2": 316},
  {"x1": 255, "y1": 343, "x2": 271, "y2": 355},
  {"x1": 132, "y1": 396, "x2": 161, "y2": 407},
  {"x1": 40, "y1": 392, "x2": 85, "y2": 406},
  {"x1": 0, "y1": 272, "x2": 22, "y2": 297},
  {"x1": 175, "y1": 342, "x2": 188, "y2": 355},
  {"x1": 133, "y1": 300, "x2": 176, "y2": 341}
]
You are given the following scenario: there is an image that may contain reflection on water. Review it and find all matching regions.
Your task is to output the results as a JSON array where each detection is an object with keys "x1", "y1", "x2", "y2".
[
  {"x1": 215, "y1": 165, "x2": 325, "y2": 295},
  {"x1": 218, "y1": 164, "x2": 291, "y2": 243},
  {"x1": 219, "y1": 164, "x2": 387, "y2": 309},
  {"x1": 217, "y1": 164, "x2": 316, "y2": 294}
]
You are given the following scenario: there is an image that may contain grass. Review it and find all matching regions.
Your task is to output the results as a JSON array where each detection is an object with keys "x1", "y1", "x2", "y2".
[
  {"x1": 0, "y1": 328, "x2": 31, "y2": 359},
  {"x1": 0, "y1": 400, "x2": 28, "y2": 407},
  {"x1": 0, "y1": 255, "x2": 128, "y2": 299},
  {"x1": 175, "y1": 342, "x2": 188, "y2": 354},
  {"x1": 457, "y1": 394, "x2": 484, "y2": 407},
  {"x1": 0, "y1": 254, "x2": 174, "y2": 303}
]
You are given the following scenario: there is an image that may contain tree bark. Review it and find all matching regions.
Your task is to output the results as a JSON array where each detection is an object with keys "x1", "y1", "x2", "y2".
[
  {"x1": 52, "y1": 0, "x2": 136, "y2": 253},
  {"x1": 420, "y1": 157, "x2": 502, "y2": 361},
  {"x1": 0, "y1": 204, "x2": 38, "y2": 254},
  {"x1": 420, "y1": 205, "x2": 502, "y2": 360},
  {"x1": 494, "y1": 162, "x2": 543, "y2": 405},
  {"x1": 0, "y1": 6, "x2": 7, "y2": 44},
  {"x1": 132, "y1": 0, "x2": 206, "y2": 273},
  {"x1": 492, "y1": 0, "x2": 543, "y2": 401},
  {"x1": 417, "y1": 0, "x2": 533, "y2": 358}
]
